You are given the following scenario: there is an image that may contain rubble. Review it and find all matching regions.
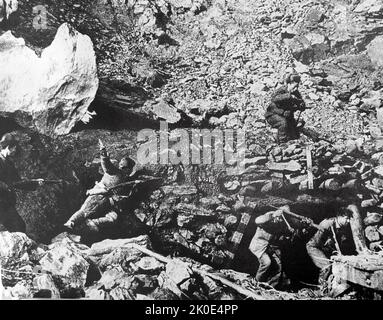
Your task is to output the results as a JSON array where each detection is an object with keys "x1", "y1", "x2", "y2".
[{"x1": 2, "y1": 0, "x2": 383, "y2": 302}]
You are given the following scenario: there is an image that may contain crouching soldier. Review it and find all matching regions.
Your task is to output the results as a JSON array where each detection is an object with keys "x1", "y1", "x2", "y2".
[
  {"x1": 64, "y1": 140, "x2": 139, "y2": 237},
  {"x1": 249, "y1": 205, "x2": 297, "y2": 288},
  {"x1": 265, "y1": 68, "x2": 306, "y2": 143}
]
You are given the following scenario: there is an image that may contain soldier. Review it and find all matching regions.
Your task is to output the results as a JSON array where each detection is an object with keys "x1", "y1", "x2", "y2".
[
  {"x1": 249, "y1": 205, "x2": 297, "y2": 288},
  {"x1": 0, "y1": 133, "x2": 44, "y2": 232},
  {"x1": 265, "y1": 68, "x2": 306, "y2": 143},
  {"x1": 306, "y1": 208, "x2": 354, "y2": 286},
  {"x1": 64, "y1": 140, "x2": 140, "y2": 237}
]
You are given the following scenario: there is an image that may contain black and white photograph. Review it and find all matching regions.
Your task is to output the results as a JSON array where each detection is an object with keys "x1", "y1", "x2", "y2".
[{"x1": 1, "y1": 0, "x2": 383, "y2": 305}]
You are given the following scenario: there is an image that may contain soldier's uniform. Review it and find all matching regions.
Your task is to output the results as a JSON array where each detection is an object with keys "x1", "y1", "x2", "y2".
[
  {"x1": 65, "y1": 147, "x2": 136, "y2": 237},
  {"x1": 249, "y1": 208, "x2": 292, "y2": 288},
  {"x1": 265, "y1": 79, "x2": 306, "y2": 143},
  {"x1": 306, "y1": 216, "x2": 349, "y2": 285}
]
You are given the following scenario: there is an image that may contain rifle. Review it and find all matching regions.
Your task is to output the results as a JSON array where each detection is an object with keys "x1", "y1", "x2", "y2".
[
  {"x1": 269, "y1": 205, "x2": 323, "y2": 231},
  {"x1": 12, "y1": 179, "x2": 65, "y2": 190},
  {"x1": 90, "y1": 177, "x2": 163, "y2": 196}
]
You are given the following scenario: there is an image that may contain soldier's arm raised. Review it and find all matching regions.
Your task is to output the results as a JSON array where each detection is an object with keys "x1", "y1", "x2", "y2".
[{"x1": 99, "y1": 140, "x2": 120, "y2": 175}]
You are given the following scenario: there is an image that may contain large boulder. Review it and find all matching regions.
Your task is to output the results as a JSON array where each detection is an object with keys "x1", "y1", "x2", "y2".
[
  {"x1": 0, "y1": 23, "x2": 98, "y2": 136},
  {"x1": 39, "y1": 245, "x2": 90, "y2": 290},
  {"x1": 0, "y1": 232, "x2": 37, "y2": 267}
]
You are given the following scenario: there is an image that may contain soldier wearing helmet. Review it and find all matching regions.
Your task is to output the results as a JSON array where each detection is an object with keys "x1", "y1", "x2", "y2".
[{"x1": 265, "y1": 68, "x2": 306, "y2": 143}]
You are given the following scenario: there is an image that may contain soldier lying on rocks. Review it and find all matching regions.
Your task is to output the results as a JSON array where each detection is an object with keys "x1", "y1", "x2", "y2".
[
  {"x1": 64, "y1": 140, "x2": 142, "y2": 236},
  {"x1": 265, "y1": 68, "x2": 307, "y2": 143}
]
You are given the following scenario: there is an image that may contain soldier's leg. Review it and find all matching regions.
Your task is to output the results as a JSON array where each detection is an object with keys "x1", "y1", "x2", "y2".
[
  {"x1": 65, "y1": 195, "x2": 110, "y2": 227},
  {"x1": 255, "y1": 252, "x2": 272, "y2": 283},
  {"x1": 74, "y1": 211, "x2": 118, "y2": 235},
  {"x1": 2, "y1": 207, "x2": 26, "y2": 233},
  {"x1": 92, "y1": 211, "x2": 118, "y2": 228},
  {"x1": 286, "y1": 117, "x2": 299, "y2": 140},
  {"x1": 266, "y1": 114, "x2": 289, "y2": 143},
  {"x1": 306, "y1": 243, "x2": 331, "y2": 284},
  {"x1": 268, "y1": 248, "x2": 283, "y2": 288}
]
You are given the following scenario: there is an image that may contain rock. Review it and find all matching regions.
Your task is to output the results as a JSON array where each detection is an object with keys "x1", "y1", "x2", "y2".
[
  {"x1": 306, "y1": 33, "x2": 327, "y2": 46},
  {"x1": 199, "y1": 197, "x2": 222, "y2": 209},
  {"x1": 51, "y1": 232, "x2": 82, "y2": 245},
  {"x1": 49, "y1": 233, "x2": 90, "y2": 254},
  {"x1": 374, "y1": 165, "x2": 383, "y2": 177},
  {"x1": 281, "y1": 27, "x2": 297, "y2": 39},
  {"x1": 223, "y1": 215, "x2": 238, "y2": 228},
  {"x1": 354, "y1": 0, "x2": 383, "y2": 14},
  {"x1": 372, "y1": 177, "x2": 383, "y2": 188},
  {"x1": 109, "y1": 286, "x2": 135, "y2": 300},
  {"x1": 267, "y1": 160, "x2": 302, "y2": 173},
  {"x1": 165, "y1": 259, "x2": 192, "y2": 285},
  {"x1": 135, "y1": 257, "x2": 164, "y2": 273},
  {"x1": 39, "y1": 245, "x2": 90, "y2": 290},
  {"x1": 285, "y1": 35, "x2": 313, "y2": 64},
  {"x1": 9, "y1": 281, "x2": 34, "y2": 299},
  {"x1": 85, "y1": 287, "x2": 109, "y2": 300},
  {"x1": 87, "y1": 235, "x2": 151, "y2": 257},
  {"x1": 168, "y1": 0, "x2": 193, "y2": 10},
  {"x1": 361, "y1": 199, "x2": 378, "y2": 208},
  {"x1": 0, "y1": 232, "x2": 36, "y2": 267},
  {"x1": 198, "y1": 223, "x2": 227, "y2": 239},
  {"x1": 145, "y1": 99, "x2": 182, "y2": 124},
  {"x1": 319, "y1": 178, "x2": 342, "y2": 191},
  {"x1": 367, "y1": 36, "x2": 383, "y2": 67},
  {"x1": 175, "y1": 203, "x2": 216, "y2": 227},
  {"x1": 244, "y1": 156, "x2": 268, "y2": 166},
  {"x1": 216, "y1": 204, "x2": 231, "y2": 213},
  {"x1": 369, "y1": 241, "x2": 383, "y2": 251},
  {"x1": 96, "y1": 267, "x2": 126, "y2": 291},
  {"x1": 32, "y1": 274, "x2": 61, "y2": 299},
  {"x1": 0, "y1": 23, "x2": 98, "y2": 136},
  {"x1": 365, "y1": 225, "x2": 381, "y2": 242},
  {"x1": 162, "y1": 185, "x2": 198, "y2": 196}
]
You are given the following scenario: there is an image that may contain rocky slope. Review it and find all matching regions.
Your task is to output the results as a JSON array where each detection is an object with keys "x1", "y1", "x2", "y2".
[{"x1": 1, "y1": 0, "x2": 383, "y2": 299}]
